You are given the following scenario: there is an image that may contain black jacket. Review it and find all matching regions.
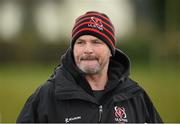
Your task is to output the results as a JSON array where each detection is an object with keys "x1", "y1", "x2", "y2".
[{"x1": 17, "y1": 48, "x2": 163, "y2": 123}]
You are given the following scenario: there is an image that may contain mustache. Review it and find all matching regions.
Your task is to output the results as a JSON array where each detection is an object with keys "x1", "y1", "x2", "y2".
[{"x1": 80, "y1": 55, "x2": 98, "y2": 60}]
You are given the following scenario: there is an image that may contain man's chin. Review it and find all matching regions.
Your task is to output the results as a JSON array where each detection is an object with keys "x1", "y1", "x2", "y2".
[
  {"x1": 83, "y1": 69, "x2": 99, "y2": 75},
  {"x1": 79, "y1": 66, "x2": 101, "y2": 75}
]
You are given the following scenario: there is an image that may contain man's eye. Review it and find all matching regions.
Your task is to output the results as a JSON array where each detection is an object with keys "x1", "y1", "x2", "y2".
[{"x1": 76, "y1": 41, "x2": 84, "y2": 44}]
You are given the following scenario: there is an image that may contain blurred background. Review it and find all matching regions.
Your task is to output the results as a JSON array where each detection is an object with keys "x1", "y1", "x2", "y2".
[{"x1": 0, "y1": 0, "x2": 180, "y2": 122}]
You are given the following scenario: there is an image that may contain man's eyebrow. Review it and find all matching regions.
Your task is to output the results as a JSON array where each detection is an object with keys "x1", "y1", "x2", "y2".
[
  {"x1": 77, "y1": 38, "x2": 86, "y2": 41},
  {"x1": 90, "y1": 37, "x2": 102, "y2": 41},
  {"x1": 92, "y1": 39, "x2": 103, "y2": 43},
  {"x1": 91, "y1": 39, "x2": 99, "y2": 41}
]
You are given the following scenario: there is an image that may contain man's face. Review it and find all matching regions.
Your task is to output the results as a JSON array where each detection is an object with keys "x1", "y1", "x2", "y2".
[{"x1": 73, "y1": 35, "x2": 112, "y2": 75}]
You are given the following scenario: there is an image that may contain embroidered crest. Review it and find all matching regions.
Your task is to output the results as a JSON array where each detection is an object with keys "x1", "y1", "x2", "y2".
[
  {"x1": 88, "y1": 17, "x2": 103, "y2": 31},
  {"x1": 114, "y1": 106, "x2": 128, "y2": 122}
]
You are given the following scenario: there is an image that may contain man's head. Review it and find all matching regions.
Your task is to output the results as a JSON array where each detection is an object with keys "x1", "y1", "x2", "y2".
[
  {"x1": 71, "y1": 11, "x2": 116, "y2": 55},
  {"x1": 71, "y1": 11, "x2": 116, "y2": 75}
]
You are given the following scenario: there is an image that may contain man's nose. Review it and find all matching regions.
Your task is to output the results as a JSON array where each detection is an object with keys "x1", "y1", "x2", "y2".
[{"x1": 84, "y1": 43, "x2": 93, "y2": 54}]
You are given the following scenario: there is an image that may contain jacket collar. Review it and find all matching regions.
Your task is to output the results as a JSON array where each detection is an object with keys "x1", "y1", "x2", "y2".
[
  {"x1": 54, "y1": 65, "x2": 99, "y2": 104},
  {"x1": 53, "y1": 66, "x2": 141, "y2": 105}
]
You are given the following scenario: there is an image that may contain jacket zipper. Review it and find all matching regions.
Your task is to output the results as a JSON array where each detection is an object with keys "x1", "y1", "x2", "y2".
[{"x1": 98, "y1": 105, "x2": 103, "y2": 122}]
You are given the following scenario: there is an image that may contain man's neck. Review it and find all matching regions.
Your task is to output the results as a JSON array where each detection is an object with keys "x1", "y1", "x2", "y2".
[{"x1": 85, "y1": 71, "x2": 108, "y2": 91}]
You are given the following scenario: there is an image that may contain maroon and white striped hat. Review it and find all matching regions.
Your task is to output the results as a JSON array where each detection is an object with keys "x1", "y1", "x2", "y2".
[{"x1": 71, "y1": 11, "x2": 116, "y2": 55}]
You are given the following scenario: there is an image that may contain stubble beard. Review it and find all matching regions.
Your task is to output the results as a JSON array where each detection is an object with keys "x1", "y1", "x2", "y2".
[
  {"x1": 77, "y1": 62, "x2": 101, "y2": 75},
  {"x1": 75, "y1": 54, "x2": 109, "y2": 75}
]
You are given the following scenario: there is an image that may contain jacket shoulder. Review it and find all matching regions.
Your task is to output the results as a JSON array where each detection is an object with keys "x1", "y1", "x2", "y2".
[
  {"x1": 125, "y1": 77, "x2": 148, "y2": 93},
  {"x1": 24, "y1": 80, "x2": 55, "y2": 105},
  {"x1": 16, "y1": 80, "x2": 55, "y2": 122},
  {"x1": 125, "y1": 78, "x2": 163, "y2": 122}
]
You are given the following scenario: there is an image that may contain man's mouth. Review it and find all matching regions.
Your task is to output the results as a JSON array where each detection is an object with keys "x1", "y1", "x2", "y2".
[{"x1": 80, "y1": 56, "x2": 98, "y2": 61}]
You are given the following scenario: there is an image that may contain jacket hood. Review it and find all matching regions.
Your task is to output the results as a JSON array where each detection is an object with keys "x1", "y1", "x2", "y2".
[
  {"x1": 57, "y1": 47, "x2": 131, "y2": 95},
  {"x1": 61, "y1": 47, "x2": 131, "y2": 80},
  {"x1": 108, "y1": 48, "x2": 131, "y2": 80}
]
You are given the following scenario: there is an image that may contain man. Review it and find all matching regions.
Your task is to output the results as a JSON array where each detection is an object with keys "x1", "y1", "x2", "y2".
[{"x1": 17, "y1": 11, "x2": 163, "y2": 123}]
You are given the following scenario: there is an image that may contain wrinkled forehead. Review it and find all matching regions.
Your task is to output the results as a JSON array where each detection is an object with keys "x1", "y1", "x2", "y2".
[{"x1": 75, "y1": 35, "x2": 102, "y2": 42}]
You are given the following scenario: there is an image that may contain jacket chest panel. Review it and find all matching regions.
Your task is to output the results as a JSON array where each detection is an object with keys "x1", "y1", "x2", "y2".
[
  {"x1": 53, "y1": 99, "x2": 143, "y2": 123},
  {"x1": 55, "y1": 100, "x2": 100, "y2": 123},
  {"x1": 50, "y1": 91, "x2": 147, "y2": 123}
]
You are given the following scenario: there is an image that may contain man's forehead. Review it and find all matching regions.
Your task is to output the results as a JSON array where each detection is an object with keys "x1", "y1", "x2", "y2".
[{"x1": 77, "y1": 35, "x2": 100, "y2": 41}]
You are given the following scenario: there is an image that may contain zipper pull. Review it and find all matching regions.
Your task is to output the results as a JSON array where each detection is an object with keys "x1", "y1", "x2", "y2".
[{"x1": 98, "y1": 105, "x2": 103, "y2": 122}]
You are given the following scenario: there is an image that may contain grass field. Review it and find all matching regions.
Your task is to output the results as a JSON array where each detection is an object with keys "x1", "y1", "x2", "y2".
[{"x1": 0, "y1": 63, "x2": 180, "y2": 122}]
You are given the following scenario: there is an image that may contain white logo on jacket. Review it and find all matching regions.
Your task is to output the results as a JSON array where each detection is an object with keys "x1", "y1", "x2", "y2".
[
  {"x1": 65, "y1": 116, "x2": 81, "y2": 123},
  {"x1": 114, "y1": 106, "x2": 128, "y2": 122}
]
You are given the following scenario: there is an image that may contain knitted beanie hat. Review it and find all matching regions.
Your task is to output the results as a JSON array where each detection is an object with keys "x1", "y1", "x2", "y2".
[{"x1": 71, "y1": 11, "x2": 116, "y2": 55}]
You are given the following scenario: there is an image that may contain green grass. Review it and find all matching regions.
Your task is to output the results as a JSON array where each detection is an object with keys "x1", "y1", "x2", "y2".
[
  {"x1": 131, "y1": 63, "x2": 180, "y2": 122},
  {"x1": 0, "y1": 63, "x2": 56, "y2": 122},
  {"x1": 0, "y1": 63, "x2": 180, "y2": 122}
]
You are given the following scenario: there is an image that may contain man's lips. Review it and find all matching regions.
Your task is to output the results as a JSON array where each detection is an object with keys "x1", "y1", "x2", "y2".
[
  {"x1": 80, "y1": 56, "x2": 98, "y2": 61},
  {"x1": 81, "y1": 59, "x2": 97, "y2": 61}
]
